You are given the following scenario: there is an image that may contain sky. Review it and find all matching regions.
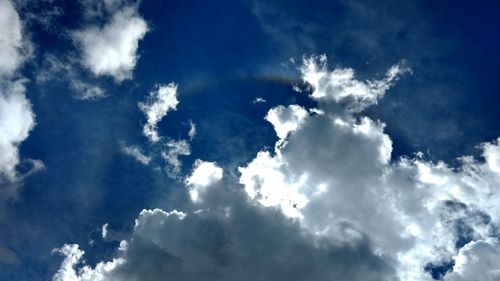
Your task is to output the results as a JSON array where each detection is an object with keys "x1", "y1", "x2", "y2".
[{"x1": 0, "y1": 0, "x2": 500, "y2": 280}]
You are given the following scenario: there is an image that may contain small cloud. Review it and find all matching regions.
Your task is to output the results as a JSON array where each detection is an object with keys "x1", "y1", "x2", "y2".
[
  {"x1": 188, "y1": 120, "x2": 196, "y2": 141},
  {"x1": 161, "y1": 139, "x2": 191, "y2": 177},
  {"x1": 101, "y1": 223, "x2": 108, "y2": 239},
  {"x1": 120, "y1": 142, "x2": 151, "y2": 165},
  {"x1": 139, "y1": 83, "x2": 179, "y2": 143},
  {"x1": 253, "y1": 97, "x2": 266, "y2": 104}
]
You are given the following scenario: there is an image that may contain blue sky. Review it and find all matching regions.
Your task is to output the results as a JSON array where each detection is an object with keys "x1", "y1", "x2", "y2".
[{"x1": 1, "y1": 0, "x2": 500, "y2": 280}]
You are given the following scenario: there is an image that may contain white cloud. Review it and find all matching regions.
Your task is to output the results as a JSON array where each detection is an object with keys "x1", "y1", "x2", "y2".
[
  {"x1": 0, "y1": 0, "x2": 41, "y2": 187},
  {"x1": 120, "y1": 143, "x2": 151, "y2": 165},
  {"x1": 72, "y1": 4, "x2": 148, "y2": 82},
  {"x1": 264, "y1": 104, "x2": 308, "y2": 142},
  {"x1": 445, "y1": 239, "x2": 500, "y2": 281},
  {"x1": 101, "y1": 223, "x2": 108, "y2": 239},
  {"x1": 139, "y1": 83, "x2": 179, "y2": 143},
  {"x1": 161, "y1": 139, "x2": 190, "y2": 177},
  {"x1": 299, "y1": 54, "x2": 409, "y2": 112},
  {"x1": 253, "y1": 97, "x2": 266, "y2": 104},
  {"x1": 0, "y1": 0, "x2": 30, "y2": 76},
  {"x1": 186, "y1": 160, "x2": 223, "y2": 202},
  {"x1": 52, "y1": 56, "x2": 500, "y2": 281},
  {"x1": 52, "y1": 244, "x2": 124, "y2": 281},
  {"x1": 0, "y1": 81, "x2": 35, "y2": 182}
]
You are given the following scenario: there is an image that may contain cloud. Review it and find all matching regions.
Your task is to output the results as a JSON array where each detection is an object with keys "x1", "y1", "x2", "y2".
[
  {"x1": 0, "y1": 1, "x2": 38, "y2": 185},
  {"x1": 188, "y1": 120, "x2": 196, "y2": 141},
  {"x1": 53, "y1": 169, "x2": 396, "y2": 281},
  {"x1": 72, "y1": 3, "x2": 148, "y2": 82},
  {"x1": 0, "y1": 81, "x2": 35, "y2": 183},
  {"x1": 37, "y1": 54, "x2": 108, "y2": 100},
  {"x1": 445, "y1": 239, "x2": 500, "y2": 281},
  {"x1": 298, "y1": 54, "x2": 409, "y2": 112},
  {"x1": 253, "y1": 97, "x2": 266, "y2": 104},
  {"x1": 0, "y1": 0, "x2": 31, "y2": 76},
  {"x1": 120, "y1": 143, "x2": 151, "y2": 165},
  {"x1": 139, "y1": 83, "x2": 179, "y2": 143},
  {"x1": 52, "y1": 55, "x2": 500, "y2": 281},
  {"x1": 161, "y1": 139, "x2": 191, "y2": 177},
  {"x1": 186, "y1": 160, "x2": 223, "y2": 202}
]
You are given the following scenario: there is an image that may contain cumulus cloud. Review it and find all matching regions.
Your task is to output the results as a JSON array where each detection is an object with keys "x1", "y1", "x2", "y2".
[
  {"x1": 72, "y1": 3, "x2": 148, "y2": 82},
  {"x1": 53, "y1": 169, "x2": 396, "y2": 281},
  {"x1": 0, "y1": 81, "x2": 35, "y2": 183},
  {"x1": 299, "y1": 54, "x2": 409, "y2": 112},
  {"x1": 52, "y1": 56, "x2": 500, "y2": 281},
  {"x1": 186, "y1": 160, "x2": 223, "y2": 202},
  {"x1": 0, "y1": 0, "x2": 31, "y2": 75},
  {"x1": 0, "y1": 1, "x2": 38, "y2": 185},
  {"x1": 139, "y1": 83, "x2": 179, "y2": 143}
]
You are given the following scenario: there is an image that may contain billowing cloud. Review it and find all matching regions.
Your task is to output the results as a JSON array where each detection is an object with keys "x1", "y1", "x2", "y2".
[
  {"x1": 0, "y1": 0, "x2": 31, "y2": 76},
  {"x1": 299, "y1": 54, "x2": 408, "y2": 112},
  {"x1": 139, "y1": 83, "x2": 179, "y2": 143},
  {"x1": 186, "y1": 160, "x2": 223, "y2": 202},
  {"x1": 0, "y1": 0, "x2": 38, "y2": 185},
  {"x1": 53, "y1": 163, "x2": 396, "y2": 281},
  {"x1": 52, "y1": 56, "x2": 500, "y2": 281},
  {"x1": 72, "y1": 3, "x2": 148, "y2": 82}
]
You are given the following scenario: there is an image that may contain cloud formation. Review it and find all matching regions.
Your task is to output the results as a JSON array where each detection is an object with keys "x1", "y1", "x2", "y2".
[
  {"x1": 0, "y1": 81, "x2": 35, "y2": 183},
  {"x1": 120, "y1": 143, "x2": 151, "y2": 165},
  {"x1": 0, "y1": 0, "x2": 37, "y2": 185},
  {"x1": 139, "y1": 83, "x2": 179, "y2": 143},
  {"x1": 0, "y1": 0, "x2": 31, "y2": 76},
  {"x1": 52, "y1": 56, "x2": 500, "y2": 281},
  {"x1": 72, "y1": 2, "x2": 148, "y2": 82}
]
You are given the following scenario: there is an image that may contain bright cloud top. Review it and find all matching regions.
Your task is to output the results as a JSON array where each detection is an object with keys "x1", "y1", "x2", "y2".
[
  {"x1": 299, "y1": 54, "x2": 409, "y2": 112},
  {"x1": 0, "y1": 81, "x2": 35, "y2": 182},
  {"x1": 52, "y1": 56, "x2": 500, "y2": 281},
  {"x1": 72, "y1": 4, "x2": 148, "y2": 82},
  {"x1": 138, "y1": 83, "x2": 179, "y2": 143},
  {"x1": 186, "y1": 160, "x2": 223, "y2": 202}
]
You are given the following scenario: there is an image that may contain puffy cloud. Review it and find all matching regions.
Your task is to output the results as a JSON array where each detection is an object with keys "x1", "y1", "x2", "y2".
[
  {"x1": 0, "y1": 1, "x2": 38, "y2": 184},
  {"x1": 0, "y1": 0, "x2": 30, "y2": 76},
  {"x1": 120, "y1": 143, "x2": 151, "y2": 165},
  {"x1": 0, "y1": 81, "x2": 35, "y2": 182},
  {"x1": 264, "y1": 104, "x2": 308, "y2": 141},
  {"x1": 186, "y1": 160, "x2": 223, "y2": 202},
  {"x1": 52, "y1": 244, "x2": 124, "y2": 281},
  {"x1": 72, "y1": 4, "x2": 148, "y2": 82},
  {"x1": 52, "y1": 56, "x2": 500, "y2": 281},
  {"x1": 445, "y1": 239, "x2": 500, "y2": 281},
  {"x1": 138, "y1": 83, "x2": 179, "y2": 143},
  {"x1": 299, "y1": 54, "x2": 409, "y2": 112}
]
